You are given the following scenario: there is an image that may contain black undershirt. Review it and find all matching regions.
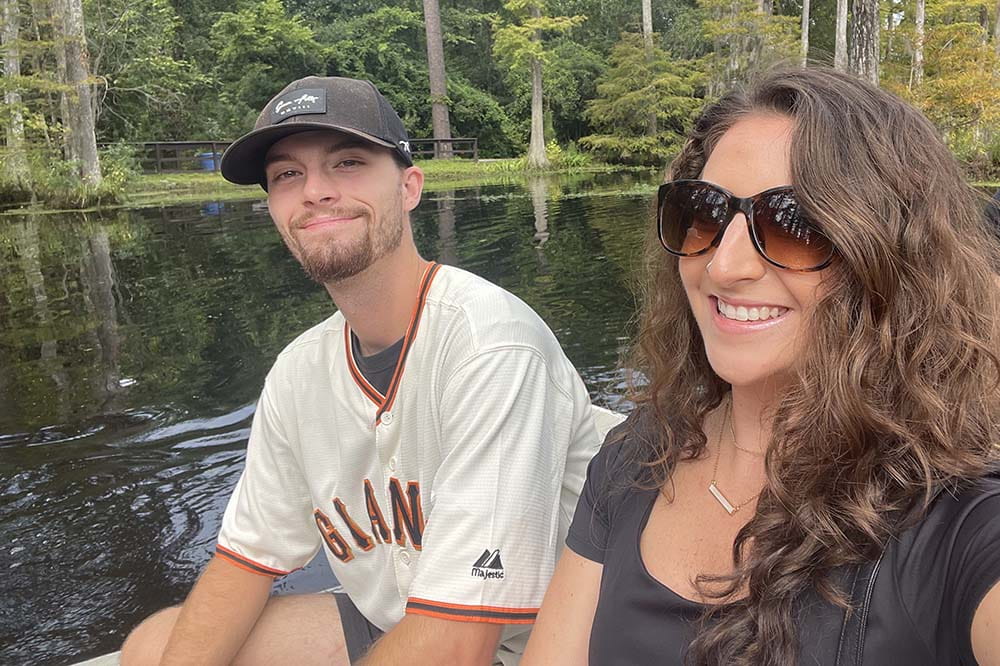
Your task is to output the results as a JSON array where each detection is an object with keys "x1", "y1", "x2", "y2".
[{"x1": 350, "y1": 331, "x2": 404, "y2": 396}]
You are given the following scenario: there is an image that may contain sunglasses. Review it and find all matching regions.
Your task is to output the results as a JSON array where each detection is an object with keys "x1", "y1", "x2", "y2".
[{"x1": 657, "y1": 179, "x2": 835, "y2": 271}]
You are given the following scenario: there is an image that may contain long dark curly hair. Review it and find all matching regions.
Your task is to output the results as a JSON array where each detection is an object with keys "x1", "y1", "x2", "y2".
[{"x1": 626, "y1": 66, "x2": 1000, "y2": 664}]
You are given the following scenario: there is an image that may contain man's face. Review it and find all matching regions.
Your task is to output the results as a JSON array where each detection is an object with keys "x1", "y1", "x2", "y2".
[{"x1": 263, "y1": 130, "x2": 423, "y2": 283}]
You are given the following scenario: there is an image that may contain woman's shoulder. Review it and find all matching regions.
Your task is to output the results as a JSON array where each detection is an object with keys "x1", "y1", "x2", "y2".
[
  {"x1": 895, "y1": 472, "x2": 1000, "y2": 559},
  {"x1": 590, "y1": 406, "x2": 661, "y2": 488}
]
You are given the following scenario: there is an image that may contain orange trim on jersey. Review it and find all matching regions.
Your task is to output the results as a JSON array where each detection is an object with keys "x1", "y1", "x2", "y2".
[
  {"x1": 215, "y1": 545, "x2": 290, "y2": 578},
  {"x1": 407, "y1": 598, "x2": 540, "y2": 614},
  {"x1": 344, "y1": 326, "x2": 384, "y2": 406},
  {"x1": 343, "y1": 262, "x2": 442, "y2": 425},
  {"x1": 405, "y1": 597, "x2": 538, "y2": 625},
  {"x1": 405, "y1": 607, "x2": 535, "y2": 625}
]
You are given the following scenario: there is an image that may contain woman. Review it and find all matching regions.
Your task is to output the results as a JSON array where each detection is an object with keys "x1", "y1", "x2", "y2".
[{"x1": 523, "y1": 67, "x2": 1000, "y2": 665}]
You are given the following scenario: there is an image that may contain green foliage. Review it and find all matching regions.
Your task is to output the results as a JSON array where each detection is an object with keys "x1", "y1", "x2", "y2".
[
  {"x1": 880, "y1": 0, "x2": 1000, "y2": 179},
  {"x1": 89, "y1": 0, "x2": 209, "y2": 141},
  {"x1": 2, "y1": 144, "x2": 138, "y2": 209},
  {"x1": 581, "y1": 33, "x2": 705, "y2": 165},
  {"x1": 699, "y1": 0, "x2": 799, "y2": 92},
  {"x1": 492, "y1": 1, "x2": 586, "y2": 75},
  {"x1": 545, "y1": 139, "x2": 594, "y2": 167},
  {"x1": 211, "y1": 0, "x2": 324, "y2": 135}
]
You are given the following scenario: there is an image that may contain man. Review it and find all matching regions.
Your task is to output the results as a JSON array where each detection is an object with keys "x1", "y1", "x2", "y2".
[{"x1": 121, "y1": 76, "x2": 620, "y2": 665}]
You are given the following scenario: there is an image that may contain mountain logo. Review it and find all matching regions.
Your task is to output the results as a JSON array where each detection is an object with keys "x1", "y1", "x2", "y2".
[{"x1": 471, "y1": 549, "x2": 505, "y2": 579}]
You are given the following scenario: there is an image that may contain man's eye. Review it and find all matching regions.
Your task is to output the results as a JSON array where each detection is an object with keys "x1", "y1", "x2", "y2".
[
  {"x1": 271, "y1": 169, "x2": 298, "y2": 182},
  {"x1": 338, "y1": 159, "x2": 363, "y2": 169}
]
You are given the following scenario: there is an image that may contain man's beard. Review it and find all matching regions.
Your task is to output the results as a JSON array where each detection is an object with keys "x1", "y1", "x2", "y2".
[{"x1": 285, "y1": 196, "x2": 405, "y2": 284}]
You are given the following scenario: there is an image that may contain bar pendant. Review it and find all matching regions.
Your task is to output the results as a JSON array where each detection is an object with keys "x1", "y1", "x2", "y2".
[{"x1": 709, "y1": 482, "x2": 736, "y2": 515}]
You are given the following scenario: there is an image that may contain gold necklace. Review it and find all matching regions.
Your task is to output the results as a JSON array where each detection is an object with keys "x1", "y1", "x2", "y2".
[
  {"x1": 730, "y1": 415, "x2": 765, "y2": 457},
  {"x1": 708, "y1": 400, "x2": 762, "y2": 515}
]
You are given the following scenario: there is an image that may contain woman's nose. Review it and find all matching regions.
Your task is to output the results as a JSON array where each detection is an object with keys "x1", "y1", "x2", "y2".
[{"x1": 705, "y1": 214, "x2": 767, "y2": 284}]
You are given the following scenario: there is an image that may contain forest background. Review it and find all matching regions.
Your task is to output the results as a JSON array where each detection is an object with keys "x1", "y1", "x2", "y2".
[{"x1": 1, "y1": 0, "x2": 999, "y2": 208}]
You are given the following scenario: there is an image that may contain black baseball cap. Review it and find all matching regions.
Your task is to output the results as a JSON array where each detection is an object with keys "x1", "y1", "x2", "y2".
[{"x1": 220, "y1": 76, "x2": 413, "y2": 187}]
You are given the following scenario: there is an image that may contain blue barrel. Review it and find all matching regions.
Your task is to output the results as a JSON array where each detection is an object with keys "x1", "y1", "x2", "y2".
[{"x1": 196, "y1": 152, "x2": 219, "y2": 171}]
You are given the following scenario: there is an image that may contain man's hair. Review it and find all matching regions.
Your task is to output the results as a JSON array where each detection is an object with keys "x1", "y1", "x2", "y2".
[{"x1": 623, "y1": 65, "x2": 1000, "y2": 664}]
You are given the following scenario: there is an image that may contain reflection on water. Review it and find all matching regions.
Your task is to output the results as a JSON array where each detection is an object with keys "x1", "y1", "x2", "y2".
[{"x1": 0, "y1": 171, "x2": 655, "y2": 664}]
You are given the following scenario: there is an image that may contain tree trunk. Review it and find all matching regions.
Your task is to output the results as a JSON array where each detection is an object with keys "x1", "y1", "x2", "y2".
[
  {"x1": 61, "y1": 0, "x2": 102, "y2": 186},
  {"x1": 641, "y1": 0, "x2": 657, "y2": 135},
  {"x1": 641, "y1": 0, "x2": 654, "y2": 50},
  {"x1": 526, "y1": 6, "x2": 549, "y2": 169},
  {"x1": 2, "y1": 0, "x2": 31, "y2": 189},
  {"x1": 850, "y1": 0, "x2": 880, "y2": 84},
  {"x1": 911, "y1": 0, "x2": 924, "y2": 88},
  {"x1": 994, "y1": 0, "x2": 1000, "y2": 58},
  {"x1": 422, "y1": 0, "x2": 452, "y2": 158},
  {"x1": 801, "y1": 0, "x2": 811, "y2": 66},
  {"x1": 835, "y1": 0, "x2": 848, "y2": 70}
]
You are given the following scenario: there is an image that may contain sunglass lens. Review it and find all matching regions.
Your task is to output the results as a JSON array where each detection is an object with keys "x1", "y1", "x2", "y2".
[
  {"x1": 659, "y1": 183, "x2": 727, "y2": 255},
  {"x1": 753, "y1": 191, "x2": 833, "y2": 270}
]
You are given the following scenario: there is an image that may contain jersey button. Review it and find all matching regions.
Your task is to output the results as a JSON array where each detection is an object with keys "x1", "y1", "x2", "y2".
[
  {"x1": 388, "y1": 457, "x2": 397, "y2": 472},
  {"x1": 399, "y1": 551, "x2": 411, "y2": 565},
  {"x1": 381, "y1": 411, "x2": 393, "y2": 425}
]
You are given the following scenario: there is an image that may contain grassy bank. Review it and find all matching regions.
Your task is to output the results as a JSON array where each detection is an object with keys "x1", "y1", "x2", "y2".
[{"x1": 123, "y1": 158, "x2": 637, "y2": 208}]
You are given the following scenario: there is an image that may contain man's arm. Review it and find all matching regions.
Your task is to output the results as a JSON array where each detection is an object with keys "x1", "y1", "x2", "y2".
[
  {"x1": 359, "y1": 614, "x2": 502, "y2": 666},
  {"x1": 160, "y1": 555, "x2": 273, "y2": 666},
  {"x1": 522, "y1": 548, "x2": 602, "y2": 666}
]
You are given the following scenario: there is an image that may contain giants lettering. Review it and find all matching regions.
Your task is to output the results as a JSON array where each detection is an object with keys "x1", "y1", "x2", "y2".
[
  {"x1": 314, "y1": 509, "x2": 354, "y2": 563},
  {"x1": 315, "y1": 479, "x2": 423, "y2": 561}
]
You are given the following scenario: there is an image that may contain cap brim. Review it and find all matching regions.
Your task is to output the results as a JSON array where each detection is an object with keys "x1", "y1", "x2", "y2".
[{"x1": 220, "y1": 123, "x2": 403, "y2": 187}]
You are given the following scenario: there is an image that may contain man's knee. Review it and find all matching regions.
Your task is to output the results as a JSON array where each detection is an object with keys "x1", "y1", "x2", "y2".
[{"x1": 120, "y1": 606, "x2": 181, "y2": 666}]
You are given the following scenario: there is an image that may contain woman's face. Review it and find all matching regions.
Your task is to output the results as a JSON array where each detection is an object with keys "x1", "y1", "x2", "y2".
[{"x1": 679, "y1": 113, "x2": 826, "y2": 393}]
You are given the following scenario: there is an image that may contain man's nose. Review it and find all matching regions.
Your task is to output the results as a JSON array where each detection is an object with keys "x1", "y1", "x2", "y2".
[
  {"x1": 302, "y1": 169, "x2": 341, "y2": 206},
  {"x1": 706, "y1": 214, "x2": 767, "y2": 284}
]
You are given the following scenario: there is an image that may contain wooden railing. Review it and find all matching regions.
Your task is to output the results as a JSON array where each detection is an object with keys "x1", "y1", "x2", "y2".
[
  {"x1": 407, "y1": 138, "x2": 478, "y2": 161},
  {"x1": 105, "y1": 137, "x2": 478, "y2": 174}
]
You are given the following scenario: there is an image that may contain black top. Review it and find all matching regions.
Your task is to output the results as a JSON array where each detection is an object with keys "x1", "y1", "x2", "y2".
[
  {"x1": 566, "y1": 412, "x2": 1000, "y2": 665},
  {"x1": 350, "y1": 331, "x2": 404, "y2": 396}
]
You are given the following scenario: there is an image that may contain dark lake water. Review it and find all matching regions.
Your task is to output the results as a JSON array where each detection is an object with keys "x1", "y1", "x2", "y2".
[{"x1": 0, "y1": 171, "x2": 656, "y2": 665}]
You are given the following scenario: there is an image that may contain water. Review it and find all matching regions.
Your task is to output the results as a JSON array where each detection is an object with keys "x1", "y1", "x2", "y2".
[{"x1": 0, "y1": 171, "x2": 656, "y2": 665}]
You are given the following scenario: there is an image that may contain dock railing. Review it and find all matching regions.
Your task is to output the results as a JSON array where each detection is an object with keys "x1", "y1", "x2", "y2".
[{"x1": 106, "y1": 138, "x2": 478, "y2": 174}]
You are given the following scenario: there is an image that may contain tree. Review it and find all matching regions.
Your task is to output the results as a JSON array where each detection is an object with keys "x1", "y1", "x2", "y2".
[
  {"x1": 912, "y1": 0, "x2": 925, "y2": 87},
  {"x1": 59, "y1": 0, "x2": 102, "y2": 186},
  {"x1": 801, "y1": 0, "x2": 811, "y2": 67},
  {"x1": 1, "y1": 0, "x2": 31, "y2": 191},
  {"x1": 211, "y1": 0, "x2": 323, "y2": 135},
  {"x1": 422, "y1": 0, "x2": 452, "y2": 156},
  {"x1": 641, "y1": 0, "x2": 657, "y2": 134},
  {"x1": 849, "y1": 0, "x2": 880, "y2": 83},
  {"x1": 492, "y1": 0, "x2": 584, "y2": 168},
  {"x1": 580, "y1": 32, "x2": 704, "y2": 164},
  {"x1": 699, "y1": 0, "x2": 798, "y2": 93},
  {"x1": 835, "y1": 0, "x2": 848, "y2": 69}
]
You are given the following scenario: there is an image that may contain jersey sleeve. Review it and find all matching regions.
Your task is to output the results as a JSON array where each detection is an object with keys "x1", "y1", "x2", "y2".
[
  {"x1": 403, "y1": 347, "x2": 585, "y2": 625},
  {"x1": 216, "y1": 373, "x2": 321, "y2": 577}
]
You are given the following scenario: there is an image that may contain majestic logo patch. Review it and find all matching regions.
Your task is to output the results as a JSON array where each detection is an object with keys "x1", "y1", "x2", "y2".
[
  {"x1": 271, "y1": 89, "x2": 326, "y2": 122},
  {"x1": 471, "y1": 549, "x2": 504, "y2": 579}
]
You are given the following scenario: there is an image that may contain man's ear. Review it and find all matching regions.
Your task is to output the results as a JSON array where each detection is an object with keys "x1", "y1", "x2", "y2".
[{"x1": 401, "y1": 166, "x2": 424, "y2": 213}]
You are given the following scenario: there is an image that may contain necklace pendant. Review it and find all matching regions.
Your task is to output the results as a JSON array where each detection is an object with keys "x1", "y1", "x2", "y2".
[{"x1": 709, "y1": 482, "x2": 737, "y2": 515}]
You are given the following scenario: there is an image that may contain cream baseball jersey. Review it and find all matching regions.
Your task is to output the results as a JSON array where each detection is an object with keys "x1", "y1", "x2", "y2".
[{"x1": 216, "y1": 263, "x2": 623, "y2": 638}]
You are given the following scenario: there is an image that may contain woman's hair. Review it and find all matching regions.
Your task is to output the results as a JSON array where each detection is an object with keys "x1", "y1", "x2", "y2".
[{"x1": 626, "y1": 66, "x2": 1000, "y2": 664}]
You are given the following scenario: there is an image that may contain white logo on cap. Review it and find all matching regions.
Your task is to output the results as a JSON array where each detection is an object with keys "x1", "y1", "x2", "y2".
[
  {"x1": 275, "y1": 94, "x2": 321, "y2": 115},
  {"x1": 399, "y1": 140, "x2": 411, "y2": 153}
]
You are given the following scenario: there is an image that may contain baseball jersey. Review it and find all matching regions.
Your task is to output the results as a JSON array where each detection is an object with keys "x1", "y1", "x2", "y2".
[{"x1": 216, "y1": 262, "x2": 623, "y2": 642}]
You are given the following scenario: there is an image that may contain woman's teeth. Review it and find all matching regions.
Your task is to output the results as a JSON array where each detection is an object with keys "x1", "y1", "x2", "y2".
[{"x1": 717, "y1": 298, "x2": 787, "y2": 321}]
